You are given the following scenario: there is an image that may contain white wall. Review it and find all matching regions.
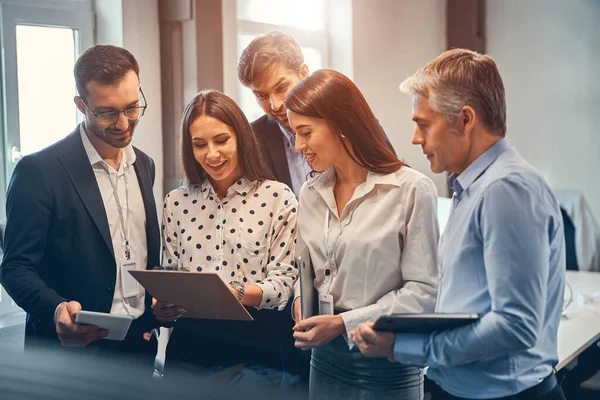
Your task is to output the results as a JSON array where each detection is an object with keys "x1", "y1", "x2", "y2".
[
  {"x1": 222, "y1": 0, "x2": 238, "y2": 100},
  {"x1": 122, "y1": 0, "x2": 164, "y2": 210},
  {"x1": 328, "y1": 0, "x2": 354, "y2": 79},
  {"x1": 487, "y1": 0, "x2": 600, "y2": 221},
  {"x1": 94, "y1": 0, "x2": 123, "y2": 45},
  {"x1": 352, "y1": 0, "x2": 448, "y2": 196},
  {"x1": 96, "y1": 0, "x2": 165, "y2": 213}
]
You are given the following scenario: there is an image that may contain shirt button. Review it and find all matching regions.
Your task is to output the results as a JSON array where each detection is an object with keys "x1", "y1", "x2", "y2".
[{"x1": 107, "y1": 282, "x2": 115, "y2": 292}]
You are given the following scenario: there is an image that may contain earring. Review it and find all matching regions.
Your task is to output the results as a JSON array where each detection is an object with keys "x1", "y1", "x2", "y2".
[{"x1": 341, "y1": 134, "x2": 346, "y2": 138}]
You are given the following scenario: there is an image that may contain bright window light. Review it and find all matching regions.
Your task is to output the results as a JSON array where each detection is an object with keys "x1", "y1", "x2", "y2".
[
  {"x1": 237, "y1": 0, "x2": 324, "y2": 31},
  {"x1": 16, "y1": 25, "x2": 78, "y2": 156}
]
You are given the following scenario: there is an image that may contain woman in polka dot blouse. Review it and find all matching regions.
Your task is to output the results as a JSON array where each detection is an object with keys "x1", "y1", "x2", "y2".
[
  {"x1": 285, "y1": 70, "x2": 439, "y2": 399},
  {"x1": 153, "y1": 90, "x2": 299, "y2": 380}
]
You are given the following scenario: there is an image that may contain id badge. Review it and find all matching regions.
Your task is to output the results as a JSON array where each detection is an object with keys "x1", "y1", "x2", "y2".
[
  {"x1": 318, "y1": 293, "x2": 334, "y2": 315},
  {"x1": 121, "y1": 258, "x2": 139, "y2": 298}
]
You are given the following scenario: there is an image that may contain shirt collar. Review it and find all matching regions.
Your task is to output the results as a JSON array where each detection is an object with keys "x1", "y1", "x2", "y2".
[
  {"x1": 278, "y1": 124, "x2": 295, "y2": 147},
  {"x1": 308, "y1": 166, "x2": 402, "y2": 193},
  {"x1": 199, "y1": 177, "x2": 256, "y2": 200},
  {"x1": 450, "y1": 138, "x2": 510, "y2": 196},
  {"x1": 79, "y1": 124, "x2": 136, "y2": 169}
]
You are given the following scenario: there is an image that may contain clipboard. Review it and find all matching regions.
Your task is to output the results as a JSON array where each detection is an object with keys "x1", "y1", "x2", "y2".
[
  {"x1": 129, "y1": 270, "x2": 253, "y2": 321},
  {"x1": 373, "y1": 313, "x2": 481, "y2": 333},
  {"x1": 296, "y1": 246, "x2": 316, "y2": 320}
]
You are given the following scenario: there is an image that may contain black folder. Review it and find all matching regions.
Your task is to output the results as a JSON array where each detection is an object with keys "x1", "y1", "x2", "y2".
[{"x1": 373, "y1": 313, "x2": 481, "y2": 334}]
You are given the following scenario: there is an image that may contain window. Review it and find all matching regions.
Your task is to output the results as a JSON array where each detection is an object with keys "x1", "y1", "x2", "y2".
[
  {"x1": 16, "y1": 25, "x2": 80, "y2": 157},
  {"x1": 0, "y1": 0, "x2": 93, "y2": 351},
  {"x1": 235, "y1": 0, "x2": 329, "y2": 121},
  {"x1": 237, "y1": 0, "x2": 324, "y2": 31}
]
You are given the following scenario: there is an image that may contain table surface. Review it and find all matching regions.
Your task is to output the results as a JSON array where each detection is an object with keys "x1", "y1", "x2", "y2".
[{"x1": 557, "y1": 270, "x2": 600, "y2": 370}]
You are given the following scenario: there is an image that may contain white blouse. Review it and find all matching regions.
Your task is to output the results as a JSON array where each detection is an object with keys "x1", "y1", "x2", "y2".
[
  {"x1": 297, "y1": 166, "x2": 440, "y2": 338},
  {"x1": 162, "y1": 178, "x2": 299, "y2": 310}
]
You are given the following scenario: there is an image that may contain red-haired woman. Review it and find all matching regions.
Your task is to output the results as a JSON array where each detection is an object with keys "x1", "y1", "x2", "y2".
[{"x1": 286, "y1": 70, "x2": 439, "y2": 399}]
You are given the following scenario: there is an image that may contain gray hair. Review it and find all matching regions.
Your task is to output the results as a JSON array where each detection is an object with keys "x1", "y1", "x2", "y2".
[{"x1": 400, "y1": 48, "x2": 506, "y2": 137}]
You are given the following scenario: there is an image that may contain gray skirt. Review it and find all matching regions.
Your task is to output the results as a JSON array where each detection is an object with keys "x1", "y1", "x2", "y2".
[{"x1": 310, "y1": 336, "x2": 423, "y2": 400}]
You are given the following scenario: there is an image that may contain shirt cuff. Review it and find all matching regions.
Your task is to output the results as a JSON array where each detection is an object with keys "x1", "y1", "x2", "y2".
[
  {"x1": 255, "y1": 281, "x2": 282, "y2": 310},
  {"x1": 291, "y1": 296, "x2": 300, "y2": 322},
  {"x1": 340, "y1": 304, "x2": 380, "y2": 350},
  {"x1": 393, "y1": 333, "x2": 428, "y2": 367}
]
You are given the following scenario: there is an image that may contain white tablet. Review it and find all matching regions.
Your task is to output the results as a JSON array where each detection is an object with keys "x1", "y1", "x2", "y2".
[
  {"x1": 297, "y1": 246, "x2": 315, "y2": 320},
  {"x1": 75, "y1": 311, "x2": 134, "y2": 341}
]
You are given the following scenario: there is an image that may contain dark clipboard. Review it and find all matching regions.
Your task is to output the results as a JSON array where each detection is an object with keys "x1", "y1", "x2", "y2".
[
  {"x1": 373, "y1": 313, "x2": 481, "y2": 333},
  {"x1": 129, "y1": 270, "x2": 253, "y2": 321}
]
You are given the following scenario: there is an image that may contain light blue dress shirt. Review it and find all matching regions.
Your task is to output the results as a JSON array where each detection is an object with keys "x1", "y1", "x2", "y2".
[
  {"x1": 279, "y1": 124, "x2": 310, "y2": 198},
  {"x1": 393, "y1": 139, "x2": 566, "y2": 399}
]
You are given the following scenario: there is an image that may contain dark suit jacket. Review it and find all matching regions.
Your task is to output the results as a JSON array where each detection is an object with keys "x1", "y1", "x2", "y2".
[
  {"x1": 251, "y1": 115, "x2": 294, "y2": 189},
  {"x1": 0, "y1": 127, "x2": 160, "y2": 353},
  {"x1": 251, "y1": 114, "x2": 397, "y2": 191}
]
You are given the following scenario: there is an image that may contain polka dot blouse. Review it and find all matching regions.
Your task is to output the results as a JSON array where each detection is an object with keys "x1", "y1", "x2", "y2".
[{"x1": 161, "y1": 178, "x2": 299, "y2": 310}]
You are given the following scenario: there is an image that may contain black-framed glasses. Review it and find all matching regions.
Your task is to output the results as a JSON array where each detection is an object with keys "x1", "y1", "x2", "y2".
[{"x1": 81, "y1": 88, "x2": 148, "y2": 124}]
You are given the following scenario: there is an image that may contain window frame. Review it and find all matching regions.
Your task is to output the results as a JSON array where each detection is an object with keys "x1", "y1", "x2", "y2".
[{"x1": 0, "y1": 0, "x2": 93, "y2": 329}]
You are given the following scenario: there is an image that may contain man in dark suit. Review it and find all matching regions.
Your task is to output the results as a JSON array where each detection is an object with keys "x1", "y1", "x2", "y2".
[
  {"x1": 238, "y1": 31, "x2": 395, "y2": 198},
  {"x1": 237, "y1": 32, "x2": 309, "y2": 197},
  {"x1": 237, "y1": 32, "x2": 395, "y2": 388},
  {"x1": 237, "y1": 32, "x2": 313, "y2": 387},
  {"x1": 0, "y1": 45, "x2": 160, "y2": 363}
]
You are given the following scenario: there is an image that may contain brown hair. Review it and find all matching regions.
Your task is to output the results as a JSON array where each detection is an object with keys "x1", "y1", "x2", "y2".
[
  {"x1": 74, "y1": 45, "x2": 139, "y2": 100},
  {"x1": 284, "y1": 69, "x2": 405, "y2": 174},
  {"x1": 181, "y1": 90, "x2": 274, "y2": 185},
  {"x1": 238, "y1": 31, "x2": 304, "y2": 87},
  {"x1": 400, "y1": 48, "x2": 506, "y2": 137}
]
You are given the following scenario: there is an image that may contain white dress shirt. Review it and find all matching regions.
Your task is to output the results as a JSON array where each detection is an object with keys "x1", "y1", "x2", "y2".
[
  {"x1": 162, "y1": 178, "x2": 298, "y2": 310},
  {"x1": 296, "y1": 166, "x2": 440, "y2": 343},
  {"x1": 80, "y1": 127, "x2": 148, "y2": 318}
]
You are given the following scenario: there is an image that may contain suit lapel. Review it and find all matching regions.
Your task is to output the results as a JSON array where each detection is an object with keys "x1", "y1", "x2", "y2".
[
  {"x1": 263, "y1": 117, "x2": 293, "y2": 188},
  {"x1": 58, "y1": 129, "x2": 114, "y2": 257},
  {"x1": 132, "y1": 150, "x2": 159, "y2": 269}
]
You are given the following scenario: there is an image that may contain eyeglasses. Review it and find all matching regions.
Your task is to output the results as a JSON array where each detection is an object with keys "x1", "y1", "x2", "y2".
[{"x1": 81, "y1": 88, "x2": 148, "y2": 124}]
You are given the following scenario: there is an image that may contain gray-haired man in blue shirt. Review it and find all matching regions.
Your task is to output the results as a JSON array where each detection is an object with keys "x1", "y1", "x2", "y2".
[{"x1": 350, "y1": 49, "x2": 566, "y2": 400}]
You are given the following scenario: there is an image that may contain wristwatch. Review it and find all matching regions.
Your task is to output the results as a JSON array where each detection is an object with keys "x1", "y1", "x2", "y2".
[{"x1": 229, "y1": 281, "x2": 245, "y2": 302}]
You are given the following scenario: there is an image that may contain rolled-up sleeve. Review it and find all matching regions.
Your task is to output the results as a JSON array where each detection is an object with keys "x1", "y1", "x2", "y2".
[
  {"x1": 161, "y1": 195, "x2": 178, "y2": 268},
  {"x1": 257, "y1": 190, "x2": 299, "y2": 310}
]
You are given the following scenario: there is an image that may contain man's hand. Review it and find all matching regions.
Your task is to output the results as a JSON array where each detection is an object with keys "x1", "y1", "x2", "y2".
[
  {"x1": 55, "y1": 301, "x2": 108, "y2": 346},
  {"x1": 143, "y1": 329, "x2": 158, "y2": 342},
  {"x1": 292, "y1": 297, "x2": 302, "y2": 322},
  {"x1": 293, "y1": 315, "x2": 345, "y2": 350},
  {"x1": 152, "y1": 298, "x2": 186, "y2": 323},
  {"x1": 350, "y1": 322, "x2": 395, "y2": 361}
]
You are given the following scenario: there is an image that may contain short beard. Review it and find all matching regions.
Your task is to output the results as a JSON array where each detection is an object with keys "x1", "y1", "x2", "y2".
[{"x1": 85, "y1": 120, "x2": 136, "y2": 149}]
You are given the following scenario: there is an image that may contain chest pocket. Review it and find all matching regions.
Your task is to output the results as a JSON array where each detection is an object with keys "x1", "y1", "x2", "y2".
[{"x1": 235, "y1": 235, "x2": 270, "y2": 281}]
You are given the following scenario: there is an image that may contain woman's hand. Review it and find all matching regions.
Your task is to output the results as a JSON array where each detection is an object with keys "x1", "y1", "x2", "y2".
[
  {"x1": 151, "y1": 297, "x2": 187, "y2": 323},
  {"x1": 292, "y1": 297, "x2": 302, "y2": 322},
  {"x1": 292, "y1": 315, "x2": 345, "y2": 350}
]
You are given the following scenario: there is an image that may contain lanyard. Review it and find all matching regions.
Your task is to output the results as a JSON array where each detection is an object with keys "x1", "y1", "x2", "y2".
[{"x1": 107, "y1": 161, "x2": 131, "y2": 260}]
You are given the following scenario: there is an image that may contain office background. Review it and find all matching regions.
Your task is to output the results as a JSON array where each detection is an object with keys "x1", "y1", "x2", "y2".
[{"x1": 0, "y1": 0, "x2": 598, "y2": 396}]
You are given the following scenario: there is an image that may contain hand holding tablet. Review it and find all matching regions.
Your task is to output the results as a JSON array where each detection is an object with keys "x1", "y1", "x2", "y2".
[
  {"x1": 75, "y1": 311, "x2": 134, "y2": 341},
  {"x1": 373, "y1": 313, "x2": 481, "y2": 334}
]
